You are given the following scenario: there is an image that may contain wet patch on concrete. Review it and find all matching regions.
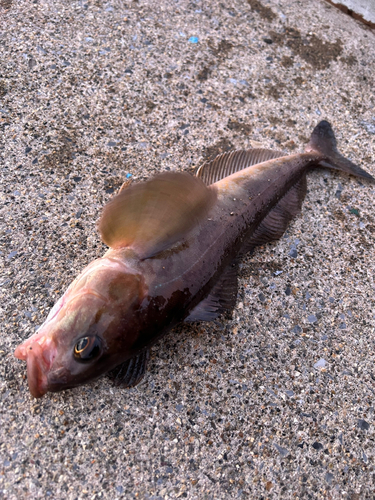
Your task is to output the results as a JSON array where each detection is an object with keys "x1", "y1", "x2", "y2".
[
  {"x1": 197, "y1": 39, "x2": 234, "y2": 82},
  {"x1": 202, "y1": 137, "x2": 234, "y2": 162},
  {"x1": 269, "y1": 27, "x2": 343, "y2": 70},
  {"x1": 247, "y1": 0, "x2": 277, "y2": 21}
]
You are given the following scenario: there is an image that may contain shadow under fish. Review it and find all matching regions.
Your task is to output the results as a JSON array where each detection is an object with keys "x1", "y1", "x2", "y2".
[{"x1": 14, "y1": 121, "x2": 374, "y2": 398}]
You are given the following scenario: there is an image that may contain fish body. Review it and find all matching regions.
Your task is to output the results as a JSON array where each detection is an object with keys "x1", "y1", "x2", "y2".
[{"x1": 14, "y1": 121, "x2": 374, "y2": 397}]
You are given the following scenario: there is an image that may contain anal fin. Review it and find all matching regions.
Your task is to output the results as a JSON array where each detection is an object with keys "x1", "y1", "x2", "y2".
[
  {"x1": 107, "y1": 349, "x2": 150, "y2": 387},
  {"x1": 243, "y1": 174, "x2": 307, "y2": 251},
  {"x1": 185, "y1": 262, "x2": 238, "y2": 322}
]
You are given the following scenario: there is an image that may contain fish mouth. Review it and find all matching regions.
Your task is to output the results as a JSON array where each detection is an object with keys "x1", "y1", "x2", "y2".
[
  {"x1": 23, "y1": 342, "x2": 48, "y2": 398},
  {"x1": 15, "y1": 338, "x2": 57, "y2": 398}
]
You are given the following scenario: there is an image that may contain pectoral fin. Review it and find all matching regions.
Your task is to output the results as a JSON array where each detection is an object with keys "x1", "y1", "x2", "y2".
[
  {"x1": 98, "y1": 172, "x2": 217, "y2": 259},
  {"x1": 185, "y1": 262, "x2": 238, "y2": 321},
  {"x1": 107, "y1": 349, "x2": 150, "y2": 388}
]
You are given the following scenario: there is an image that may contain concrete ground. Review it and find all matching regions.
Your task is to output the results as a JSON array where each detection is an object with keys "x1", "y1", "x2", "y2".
[{"x1": 1, "y1": 0, "x2": 375, "y2": 498}]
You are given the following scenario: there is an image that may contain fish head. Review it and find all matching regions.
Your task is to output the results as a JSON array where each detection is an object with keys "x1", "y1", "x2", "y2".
[{"x1": 14, "y1": 257, "x2": 147, "y2": 398}]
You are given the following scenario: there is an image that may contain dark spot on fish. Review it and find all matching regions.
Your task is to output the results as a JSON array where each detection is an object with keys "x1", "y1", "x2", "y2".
[
  {"x1": 247, "y1": 0, "x2": 276, "y2": 21},
  {"x1": 150, "y1": 239, "x2": 190, "y2": 259},
  {"x1": 95, "y1": 308, "x2": 103, "y2": 324},
  {"x1": 269, "y1": 27, "x2": 343, "y2": 70}
]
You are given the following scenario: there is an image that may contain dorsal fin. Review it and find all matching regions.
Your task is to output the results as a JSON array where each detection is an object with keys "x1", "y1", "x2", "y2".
[
  {"x1": 196, "y1": 148, "x2": 286, "y2": 185},
  {"x1": 98, "y1": 172, "x2": 217, "y2": 259}
]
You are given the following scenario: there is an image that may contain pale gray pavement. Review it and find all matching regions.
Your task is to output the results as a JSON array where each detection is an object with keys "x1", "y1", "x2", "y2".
[{"x1": 1, "y1": 0, "x2": 375, "y2": 498}]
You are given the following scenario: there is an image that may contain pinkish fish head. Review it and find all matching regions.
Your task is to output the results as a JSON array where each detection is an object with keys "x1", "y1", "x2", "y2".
[{"x1": 14, "y1": 258, "x2": 146, "y2": 398}]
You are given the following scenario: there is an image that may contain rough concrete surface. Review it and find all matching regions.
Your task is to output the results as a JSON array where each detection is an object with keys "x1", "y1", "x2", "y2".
[{"x1": 1, "y1": 0, "x2": 375, "y2": 498}]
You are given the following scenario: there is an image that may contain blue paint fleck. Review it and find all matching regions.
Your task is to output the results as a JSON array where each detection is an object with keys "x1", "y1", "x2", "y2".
[{"x1": 189, "y1": 36, "x2": 199, "y2": 43}]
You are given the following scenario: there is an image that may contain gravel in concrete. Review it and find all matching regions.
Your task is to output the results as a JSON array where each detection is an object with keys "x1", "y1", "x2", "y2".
[{"x1": 1, "y1": 0, "x2": 375, "y2": 498}]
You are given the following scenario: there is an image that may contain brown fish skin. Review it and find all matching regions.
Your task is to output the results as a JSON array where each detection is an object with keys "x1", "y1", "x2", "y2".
[{"x1": 14, "y1": 121, "x2": 374, "y2": 398}]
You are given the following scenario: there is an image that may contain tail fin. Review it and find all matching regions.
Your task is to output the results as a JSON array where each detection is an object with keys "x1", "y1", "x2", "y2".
[{"x1": 305, "y1": 120, "x2": 374, "y2": 182}]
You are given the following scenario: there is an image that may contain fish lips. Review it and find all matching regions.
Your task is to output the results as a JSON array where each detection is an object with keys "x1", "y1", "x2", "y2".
[
  {"x1": 23, "y1": 342, "x2": 49, "y2": 398},
  {"x1": 15, "y1": 337, "x2": 58, "y2": 398},
  {"x1": 15, "y1": 340, "x2": 85, "y2": 398}
]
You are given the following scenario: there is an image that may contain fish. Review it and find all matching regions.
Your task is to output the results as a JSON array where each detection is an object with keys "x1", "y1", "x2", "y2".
[{"x1": 14, "y1": 121, "x2": 374, "y2": 398}]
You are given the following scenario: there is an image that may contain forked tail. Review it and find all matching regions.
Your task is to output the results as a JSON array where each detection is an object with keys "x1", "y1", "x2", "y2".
[{"x1": 305, "y1": 120, "x2": 374, "y2": 181}]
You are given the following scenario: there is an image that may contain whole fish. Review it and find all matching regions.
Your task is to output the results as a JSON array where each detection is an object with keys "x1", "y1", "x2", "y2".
[{"x1": 14, "y1": 121, "x2": 374, "y2": 398}]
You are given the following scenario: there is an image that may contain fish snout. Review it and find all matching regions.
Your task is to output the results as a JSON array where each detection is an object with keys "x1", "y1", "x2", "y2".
[{"x1": 15, "y1": 338, "x2": 58, "y2": 398}]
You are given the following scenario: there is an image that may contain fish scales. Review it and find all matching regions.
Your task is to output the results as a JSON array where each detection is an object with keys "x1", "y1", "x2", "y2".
[{"x1": 14, "y1": 121, "x2": 374, "y2": 398}]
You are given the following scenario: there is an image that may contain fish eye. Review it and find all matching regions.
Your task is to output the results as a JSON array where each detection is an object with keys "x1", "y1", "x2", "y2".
[{"x1": 74, "y1": 336, "x2": 102, "y2": 362}]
